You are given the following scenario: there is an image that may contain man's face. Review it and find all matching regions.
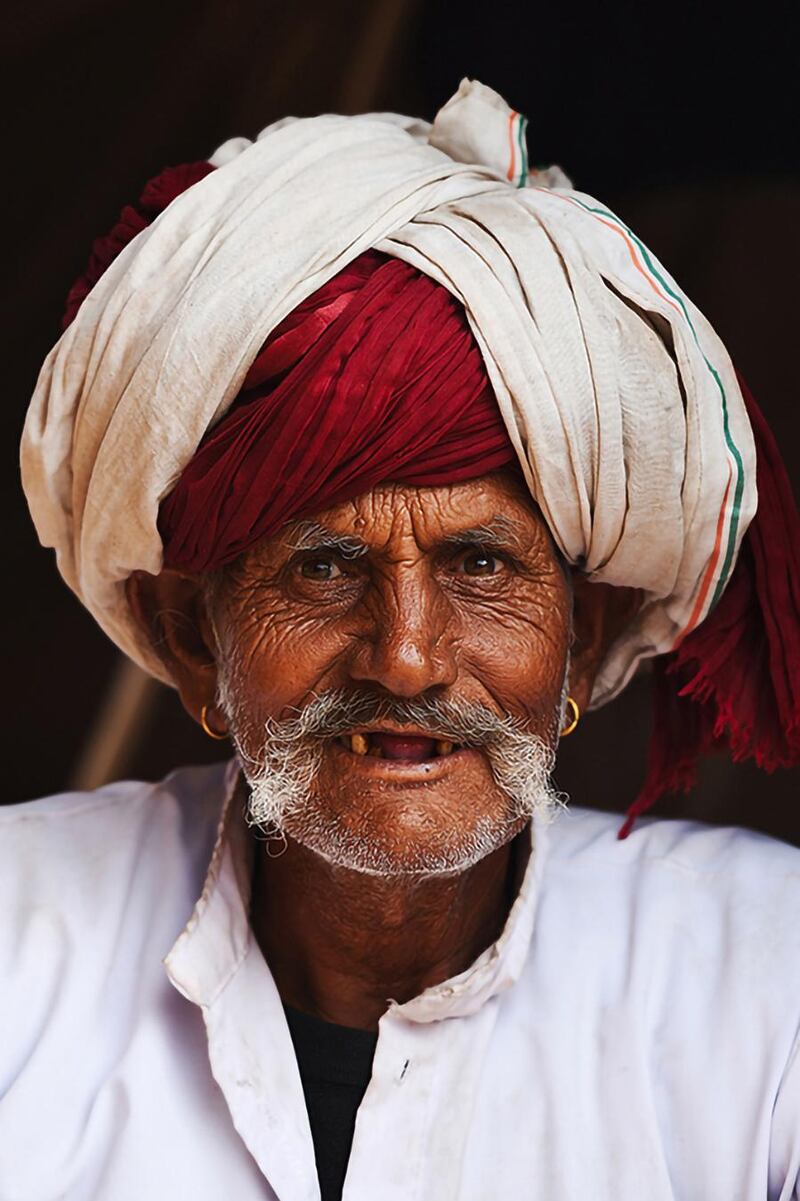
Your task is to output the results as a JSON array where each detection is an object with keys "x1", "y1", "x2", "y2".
[{"x1": 207, "y1": 470, "x2": 572, "y2": 876}]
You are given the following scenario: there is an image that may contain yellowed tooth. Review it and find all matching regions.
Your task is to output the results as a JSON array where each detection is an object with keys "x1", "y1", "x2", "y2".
[
  {"x1": 367, "y1": 744, "x2": 384, "y2": 757},
  {"x1": 350, "y1": 733, "x2": 369, "y2": 756},
  {"x1": 436, "y1": 740, "x2": 454, "y2": 756}
]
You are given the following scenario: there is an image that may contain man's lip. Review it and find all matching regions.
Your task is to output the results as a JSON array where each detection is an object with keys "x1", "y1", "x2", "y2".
[
  {"x1": 334, "y1": 728, "x2": 465, "y2": 762},
  {"x1": 327, "y1": 737, "x2": 478, "y2": 779},
  {"x1": 339, "y1": 724, "x2": 456, "y2": 739}
]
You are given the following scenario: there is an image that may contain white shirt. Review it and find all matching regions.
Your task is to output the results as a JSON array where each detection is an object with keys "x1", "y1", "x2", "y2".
[{"x1": 1, "y1": 759, "x2": 798, "y2": 1200}]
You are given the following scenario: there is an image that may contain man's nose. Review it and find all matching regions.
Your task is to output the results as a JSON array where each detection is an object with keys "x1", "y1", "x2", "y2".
[{"x1": 348, "y1": 573, "x2": 458, "y2": 697}]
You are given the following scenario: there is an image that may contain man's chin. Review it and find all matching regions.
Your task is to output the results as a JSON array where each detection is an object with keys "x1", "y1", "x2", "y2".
[{"x1": 255, "y1": 795, "x2": 529, "y2": 879}]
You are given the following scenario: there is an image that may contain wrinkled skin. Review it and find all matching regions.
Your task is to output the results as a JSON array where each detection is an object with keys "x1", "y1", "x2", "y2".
[{"x1": 129, "y1": 470, "x2": 637, "y2": 1028}]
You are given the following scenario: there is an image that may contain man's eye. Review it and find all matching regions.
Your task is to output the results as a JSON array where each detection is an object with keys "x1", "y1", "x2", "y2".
[
  {"x1": 299, "y1": 557, "x2": 343, "y2": 580},
  {"x1": 459, "y1": 550, "x2": 503, "y2": 576}
]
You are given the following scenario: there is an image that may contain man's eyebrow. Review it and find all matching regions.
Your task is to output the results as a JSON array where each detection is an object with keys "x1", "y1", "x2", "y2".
[
  {"x1": 281, "y1": 515, "x2": 530, "y2": 558},
  {"x1": 440, "y1": 516, "x2": 527, "y2": 553},
  {"x1": 281, "y1": 520, "x2": 369, "y2": 559}
]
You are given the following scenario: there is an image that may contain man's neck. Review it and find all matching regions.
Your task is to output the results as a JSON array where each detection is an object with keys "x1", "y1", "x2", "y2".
[{"x1": 249, "y1": 830, "x2": 528, "y2": 1032}]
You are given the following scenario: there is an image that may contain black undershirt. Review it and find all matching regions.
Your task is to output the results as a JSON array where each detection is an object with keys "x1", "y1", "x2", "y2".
[{"x1": 283, "y1": 1003, "x2": 378, "y2": 1201}]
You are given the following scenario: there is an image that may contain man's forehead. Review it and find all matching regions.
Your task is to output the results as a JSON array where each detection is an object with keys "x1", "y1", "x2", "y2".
[{"x1": 281, "y1": 476, "x2": 544, "y2": 553}]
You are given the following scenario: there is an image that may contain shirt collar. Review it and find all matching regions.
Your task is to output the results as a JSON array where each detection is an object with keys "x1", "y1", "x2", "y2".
[
  {"x1": 164, "y1": 758, "x2": 253, "y2": 1006},
  {"x1": 165, "y1": 759, "x2": 550, "y2": 1020},
  {"x1": 392, "y1": 818, "x2": 548, "y2": 1022}
]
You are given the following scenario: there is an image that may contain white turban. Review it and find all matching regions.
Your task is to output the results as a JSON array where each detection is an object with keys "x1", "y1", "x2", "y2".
[{"x1": 21, "y1": 79, "x2": 757, "y2": 705}]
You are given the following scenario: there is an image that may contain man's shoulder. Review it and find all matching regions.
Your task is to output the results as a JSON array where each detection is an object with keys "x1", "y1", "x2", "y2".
[
  {"x1": 542, "y1": 805, "x2": 800, "y2": 995},
  {"x1": 0, "y1": 759, "x2": 230, "y2": 855},
  {"x1": 0, "y1": 761, "x2": 232, "y2": 969},
  {"x1": 0, "y1": 763, "x2": 235, "y2": 1177},
  {"x1": 3, "y1": 758, "x2": 231, "y2": 823},
  {"x1": 548, "y1": 803, "x2": 800, "y2": 884},
  {"x1": 3, "y1": 758, "x2": 232, "y2": 820}
]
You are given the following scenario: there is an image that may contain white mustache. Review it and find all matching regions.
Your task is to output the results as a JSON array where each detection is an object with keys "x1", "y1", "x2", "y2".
[{"x1": 258, "y1": 688, "x2": 549, "y2": 750}]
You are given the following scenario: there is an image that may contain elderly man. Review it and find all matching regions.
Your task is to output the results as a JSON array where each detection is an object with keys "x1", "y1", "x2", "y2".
[{"x1": 6, "y1": 81, "x2": 800, "y2": 1199}]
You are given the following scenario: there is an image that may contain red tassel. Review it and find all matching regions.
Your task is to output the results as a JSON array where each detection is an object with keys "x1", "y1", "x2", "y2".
[{"x1": 619, "y1": 373, "x2": 800, "y2": 838}]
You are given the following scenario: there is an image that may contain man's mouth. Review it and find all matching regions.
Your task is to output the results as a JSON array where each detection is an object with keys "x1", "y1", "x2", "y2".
[{"x1": 336, "y1": 731, "x2": 462, "y2": 762}]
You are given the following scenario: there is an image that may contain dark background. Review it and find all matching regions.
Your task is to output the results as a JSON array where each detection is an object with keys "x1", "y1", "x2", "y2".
[{"x1": 4, "y1": 1, "x2": 798, "y2": 840}]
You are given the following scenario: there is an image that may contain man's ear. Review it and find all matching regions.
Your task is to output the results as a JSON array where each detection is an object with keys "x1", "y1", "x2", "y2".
[
  {"x1": 567, "y1": 575, "x2": 643, "y2": 714},
  {"x1": 125, "y1": 568, "x2": 219, "y2": 722}
]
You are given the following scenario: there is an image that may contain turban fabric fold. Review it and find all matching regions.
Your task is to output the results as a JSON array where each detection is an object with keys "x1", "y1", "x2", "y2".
[{"x1": 22, "y1": 80, "x2": 799, "y2": 828}]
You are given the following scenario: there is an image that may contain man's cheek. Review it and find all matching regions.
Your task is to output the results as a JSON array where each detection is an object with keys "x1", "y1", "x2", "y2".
[{"x1": 461, "y1": 629, "x2": 567, "y2": 725}]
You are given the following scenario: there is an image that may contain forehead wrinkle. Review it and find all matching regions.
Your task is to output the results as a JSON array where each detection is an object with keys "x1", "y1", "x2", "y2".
[{"x1": 283, "y1": 480, "x2": 547, "y2": 559}]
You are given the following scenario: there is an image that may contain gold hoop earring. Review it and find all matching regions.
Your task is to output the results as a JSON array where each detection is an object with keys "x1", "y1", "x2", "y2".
[
  {"x1": 200, "y1": 704, "x2": 228, "y2": 741},
  {"x1": 560, "y1": 696, "x2": 580, "y2": 737}
]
